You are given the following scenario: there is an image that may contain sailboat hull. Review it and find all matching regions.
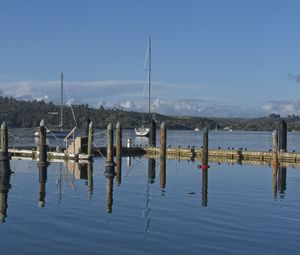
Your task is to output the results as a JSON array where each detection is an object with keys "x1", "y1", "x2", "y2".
[{"x1": 135, "y1": 127, "x2": 150, "y2": 137}]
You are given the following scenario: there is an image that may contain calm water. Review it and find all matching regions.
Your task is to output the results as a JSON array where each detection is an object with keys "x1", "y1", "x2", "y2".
[{"x1": 1, "y1": 130, "x2": 300, "y2": 254}]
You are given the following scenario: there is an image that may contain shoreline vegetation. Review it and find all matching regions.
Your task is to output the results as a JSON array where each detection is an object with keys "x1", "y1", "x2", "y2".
[{"x1": 1, "y1": 96, "x2": 299, "y2": 131}]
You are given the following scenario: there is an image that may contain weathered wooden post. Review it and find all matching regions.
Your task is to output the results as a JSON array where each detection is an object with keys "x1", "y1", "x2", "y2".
[
  {"x1": 86, "y1": 118, "x2": 91, "y2": 137},
  {"x1": 105, "y1": 122, "x2": 115, "y2": 171},
  {"x1": 160, "y1": 122, "x2": 166, "y2": 158},
  {"x1": 160, "y1": 122, "x2": 166, "y2": 189},
  {"x1": 38, "y1": 120, "x2": 47, "y2": 165},
  {"x1": 0, "y1": 156, "x2": 11, "y2": 223},
  {"x1": 149, "y1": 119, "x2": 156, "y2": 147},
  {"x1": 272, "y1": 129, "x2": 279, "y2": 166},
  {"x1": 0, "y1": 122, "x2": 9, "y2": 162},
  {"x1": 115, "y1": 122, "x2": 122, "y2": 185},
  {"x1": 278, "y1": 120, "x2": 287, "y2": 152},
  {"x1": 202, "y1": 127, "x2": 209, "y2": 169},
  {"x1": 87, "y1": 121, "x2": 94, "y2": 159}
]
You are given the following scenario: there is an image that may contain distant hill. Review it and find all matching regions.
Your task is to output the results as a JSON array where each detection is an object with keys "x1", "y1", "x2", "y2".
[{"x1": 0, "y1": 96, "x2": 300, "y2": 131}]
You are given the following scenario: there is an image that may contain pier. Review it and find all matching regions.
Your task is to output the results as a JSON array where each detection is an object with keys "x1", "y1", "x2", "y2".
[{"x1": 2, "y1": 119, "x2": 300, "y2": 167}]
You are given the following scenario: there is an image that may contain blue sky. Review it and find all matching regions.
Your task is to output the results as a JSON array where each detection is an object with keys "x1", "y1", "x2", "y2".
[{"x1": 1, "y1": 0, "x2": 300, "y2": 117}]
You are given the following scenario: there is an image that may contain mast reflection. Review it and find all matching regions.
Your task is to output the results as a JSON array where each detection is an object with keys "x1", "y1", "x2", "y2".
[
  {"x1": 0, "y1": 160, "x2": 11, "y2": 223},
  {"x1": 144, "y1": 158, "x2": 156, "y2": 239}
]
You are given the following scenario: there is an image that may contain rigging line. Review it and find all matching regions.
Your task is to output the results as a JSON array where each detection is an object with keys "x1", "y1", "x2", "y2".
[
  {"x1": 125, "y1": 158, "x2": 141, "y2": 178},
  {"x1": 93, "y1": 142, "x2": 105, "y2": 158},
  {"x1": 64, "y1": 85, "x2": 79, "y2": 129},
  {"x1": 7, "y1": 131, "x2": 26, "y2": 140},
  {"x1": 43, "y1": 125, "x2": 66, "y2": 141}
]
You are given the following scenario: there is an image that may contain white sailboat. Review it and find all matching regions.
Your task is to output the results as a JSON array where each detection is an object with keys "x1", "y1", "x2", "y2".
[
  {"x1": 35, "y1": 73, "x2": 73, "y2": 138},
  {"x1": 135, "y1": 37, "x2": 152, "y2": 137}
]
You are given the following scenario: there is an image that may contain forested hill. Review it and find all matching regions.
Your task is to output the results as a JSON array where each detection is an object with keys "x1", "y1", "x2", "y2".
[{"x1": 1, "y1": 96, "x2": 300, "y2": 131}]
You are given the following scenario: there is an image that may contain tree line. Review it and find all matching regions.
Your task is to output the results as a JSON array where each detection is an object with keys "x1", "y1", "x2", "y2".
[{"x1": 0, "y1": 96, "x2": 299, "y2": 131}]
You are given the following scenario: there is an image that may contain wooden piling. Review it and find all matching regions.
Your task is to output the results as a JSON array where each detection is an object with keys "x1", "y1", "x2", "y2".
[
  {"x1": 86, "y1": 118, "x2": 91, "y2": 137},
  {"x1": 115, "y1": 122, "x2": 122, "y2": 185},
  {"x1": 149, "y1": 119, "x2": 156, "y2": 146},
  {"x1": 0, "y1": 122, "x2": 9, "y2": 163},
  {"x1": 160, "y1": 122, "x2": 166, "y2": 189},
  {"x1": 278, "y1": 120, "x2": 287, "y2": 152},
  {"x1": 0, "y1": 159, "x2": 11, "y2": 223},
  {"x1": 87, "y1": 121, "x2": 94, "y2": 159},
  {"x1": 202, "y1": 127, "x2": 209, "y2": 167},
  {"x1": 38, "y1": 120, "x2": 47, "y2": 165},
  {"x1": 272, "y1": 129, "x2": 278, "y2": 166},
  {"x1": 106, "y1": 122, "x2": 114, "y2": 169},
  {"x1": 160, "y1": 122, "x2": 166, "y2": 157}
]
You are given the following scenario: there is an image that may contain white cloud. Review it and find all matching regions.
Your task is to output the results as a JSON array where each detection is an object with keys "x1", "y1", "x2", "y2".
[{"x1": 2, "y1": 78, "x2": 300, "y2": 117}]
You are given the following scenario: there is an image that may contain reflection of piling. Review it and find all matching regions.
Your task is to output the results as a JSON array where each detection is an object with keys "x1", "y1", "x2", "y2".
[
  {"x1": 0, "y1": 160, "x2": 11, "y2": 223},
  {"x1": 87, "y1": 162, "x2": 93, "y2": 198},
  {"x1": 160, "y1": 122, "x2": 166, "y2": 189},
  {"x1": 272, "y1": 129, "x2": 279, "y2": 166},
  {"x1": 148, "y1": 158, "x2": 156, "y2": 183},
  {"x1": 149, "y1": 119, "x2": 156, "y2": 146},
  {"x1": 202, "y1": 127, "x2": 209, "y2": 168},
  {"x1": 115, "y1": 122, "x2": 122, "y2": 185},
  {"x1": 38, "y1": 120, "x2": 48, "y2": 165},
  {"x1": 278, "y1": 120, "x2": 287, "y2": 152},
  {"x1": 278, "y1": 166, "x2": 287, "y2": 195},
  {"x1": 202, "y1": 169, "x2": 208, "y2": 207},
  {"x1": 105, "y1": 172, "x2": 114, "y2": 213},
  {"x1": 272, "y1": 162, "x2": 278, "y2": 198},
  {"x1": 87, "y1": 121, "x2": 94, "y2": 159},
  {"x1": 38, "y1": 164, "x2": 47, "y2": 208}
]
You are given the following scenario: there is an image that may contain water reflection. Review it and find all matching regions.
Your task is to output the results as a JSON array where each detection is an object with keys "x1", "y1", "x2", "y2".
[
  {"x1": 272, "y1": 163, "x2": 287, "y2": 200},
  {"x1": 105, "y1": 166, "x2": 115, "y2": 213},
  {"x1": 0, "y1": 160, "x2": 11, "y2": 223},
  {"x1": 148, "y1": 158, "x2": 156, "y2": 183},
  {"x1": 160, "y1": 156, "x2": 166, "y2": 190},
  {"x1": 115, "y1": 152, "x2": 122, "y2": 185},
  {"x1": 64, "y1": 161, "x2": 94, "y2": 197},
  {"x1": 144, "y1": 158, "x2": 156, "y2": 239},
  {"x1": 202, "y1": 169, "x2": 208, "y2": 207},
  {"x1": 38, "y1": 163, "x2": 48, "y2": 208}
]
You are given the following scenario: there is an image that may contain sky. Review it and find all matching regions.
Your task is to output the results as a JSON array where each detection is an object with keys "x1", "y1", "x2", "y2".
[{"x1": 1, "y1": 0, "x2": 300, "y2": 117}]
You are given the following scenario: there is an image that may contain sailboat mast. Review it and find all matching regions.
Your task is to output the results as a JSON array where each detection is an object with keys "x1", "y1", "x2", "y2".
[
  {"x1": 148, "y1": 36, "x2": 151, "y2": 116},
  {"x1": 60, "y1": 72, "x2": 64, "y2": 131}
]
